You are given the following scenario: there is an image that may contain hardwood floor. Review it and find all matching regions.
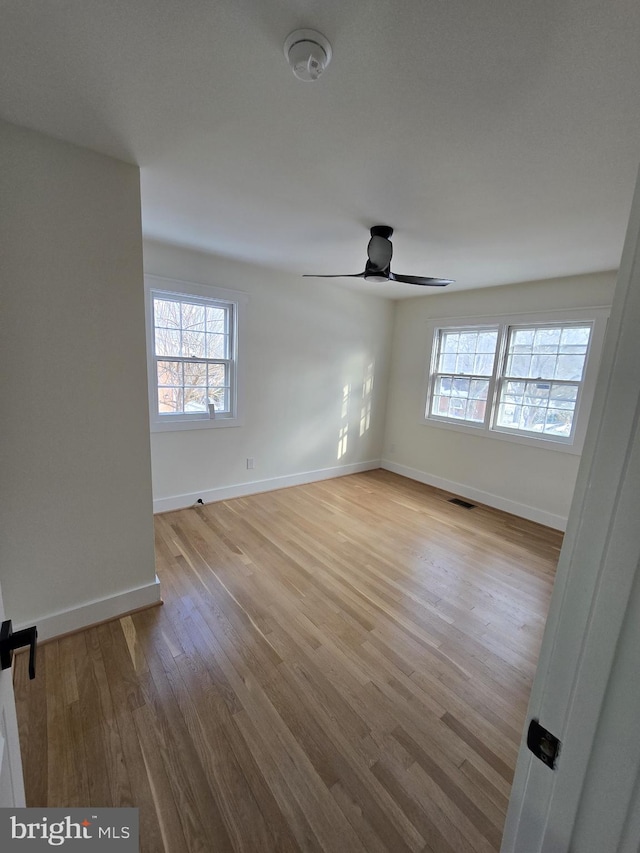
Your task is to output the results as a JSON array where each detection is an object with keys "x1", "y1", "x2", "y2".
[{"x1": 14, "y1": 470, "x2": 562, "y2": 852}]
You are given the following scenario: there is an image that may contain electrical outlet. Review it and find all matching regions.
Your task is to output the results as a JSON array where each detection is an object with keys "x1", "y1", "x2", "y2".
[
  {"x1": 246, "y1": 457, "x2": 255, "y2": 470},
  {"x1": 389, "y1": 443, "x2": 396, "y2": 454}
]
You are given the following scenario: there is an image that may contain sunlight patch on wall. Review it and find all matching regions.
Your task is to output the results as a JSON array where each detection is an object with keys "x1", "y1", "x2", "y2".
[
  {"x1": 337, "y1": 383, "x2": 350, "y2": 459},
  {"x1": 337, "y1": 424, "x2": 349, "y2": 459},
  {"x1": 360, "y1": 360, "x2": 375, "y2": 437}
]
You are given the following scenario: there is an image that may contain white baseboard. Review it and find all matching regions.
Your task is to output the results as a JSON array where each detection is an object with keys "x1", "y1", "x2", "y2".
[
  {"x1": 381, "y1": 460, "x2": 567, "y2": 531},
  {"x1": 20, "y1": 576, "x2": 162, "y2": 642},
  {"x1": 153, "y1": 460, "x2": 382, "y2": 514}
]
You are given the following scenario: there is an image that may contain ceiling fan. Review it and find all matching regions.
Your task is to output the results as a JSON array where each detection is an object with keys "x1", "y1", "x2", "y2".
[{"x1": 304, "y1": 225, "x2": 454, "y2": 287}]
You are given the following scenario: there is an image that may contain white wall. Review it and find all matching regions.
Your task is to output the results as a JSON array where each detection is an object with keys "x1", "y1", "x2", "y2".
[
  {"x1": 144, "y1": 241, "x2": 395, "y2": 511},
  {"x1": 382, "y1": 272, "x2": 617, "y2": 529},
  {"x1": 0, "y1": 121, "x2": 159, "y2": 639}
]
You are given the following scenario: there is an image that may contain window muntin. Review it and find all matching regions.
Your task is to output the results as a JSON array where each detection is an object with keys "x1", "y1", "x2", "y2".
[
  {"x1": 152, "y1": 293, "x2": 233, "y2": 417},
  {"x1": 425, "y1": 314, "x2": 603, "y2": 451},
  {"x1": 429, "y1": 327, "x2": 498, "y2": 425},
  {"x1": 494, "y1": 324, "x2": 591, "y2": 440}
]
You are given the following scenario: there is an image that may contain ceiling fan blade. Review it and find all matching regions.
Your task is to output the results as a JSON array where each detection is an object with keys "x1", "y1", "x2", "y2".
[
  {"x1": 389, "y1": 272, "x2": 454, "y2": 287},
  {"x1": 303, "y1": 272, "x2": 366, "y2": 278}
]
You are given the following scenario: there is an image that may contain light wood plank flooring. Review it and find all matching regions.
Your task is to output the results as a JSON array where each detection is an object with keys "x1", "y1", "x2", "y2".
[{"x1": 14, "y1": 470, "x2": 561, "y2": 852}]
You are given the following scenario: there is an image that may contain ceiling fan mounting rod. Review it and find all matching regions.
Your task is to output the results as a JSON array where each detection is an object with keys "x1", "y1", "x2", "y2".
[{"x1": 370, "y1": 225, "x2": 393, "y2": 239}]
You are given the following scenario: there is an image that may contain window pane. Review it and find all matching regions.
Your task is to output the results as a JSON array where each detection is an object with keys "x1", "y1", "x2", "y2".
[
  {"x1": 206, "y1": 306, "x2": 227, "y2": 333},
  {"x1": 530, "y1": 354, "x2": 557, "y2": 377},
  {"x1": 524, "y1": 382, "x2": 551, "y2": 405},
  {"x1": 497, "y1": 402, "x2": 547, "y2": 432},
  {"x1": 442, "y1": 332, "x2": 459, "y2": 353},
  {"x1": 451, "y1": 377, "x2": 470, "y2": 397},
  {"x1": 158, "y1": 387, "x2": 183, "y2": 413},
  {"x1": 503, "y1": 380, "x2": 525, "y2": 403},
  {"x1": 469, "y1": 379, "x2": 489, "y2": 400},
  {"x1": 157, "y1": 361, "x2": 182, "y2": 386},
  {"x1": 543, "y1": 408, "x2": 575, "y2": 436},
  {"x1": 533, "y1": 327, "x2": 561, "y2": 349},
  {"x1": 184, "y1": 362, "x2": 207, "y2": 386},
  {"x1": 206, "y1": 333, "x2": 228, "y2": 359},
  {"x1": 207, "y1": 364, "x2": 226, "y2": 386},
  {"x1": 433, "y1": 376, "x2": 451, "y2": 397},
  {"x1": 184, "y1": 387, "x2": 208, "y2": 412},
  {"x1": 496, "y1": 402, "x2": 518, "y2": 429},
  {"x1": 155, "y1": 328, "x2": 181, "y2": 357},
  {"x1": 448, "y1": 398, "x2": 468, "y2": 420},
  {"x1": 153, "y1": 299, "x2": 181, "y2": 329},
  {"x1": 511, "y1": 328, "x2": 534, "y2": 347},
  {"x1": 474, "y1": 353, "x2": 494, "y2": 374},
  {"x1": 550, "y1": 383, "x2": 578, "y2": 403},
  {"x1": 181, "y1": 303, "x2": 205, "y2": 332},
  {"x1": 521, "y1": 406, "x2": 547, "y2": 432},
  {"x1": 506, "y1": 354, "x2": 531, "y2": 377},
  {"x1": 478, "y1": 331, "x2": 498, "y2": 352},
  {"x1": 560, "y1": 326, "x2": 590, "y2": 347},
  {"x1": 467, "y1": 378, "x2": 488, "y2": 423},
  {"x1": 207, "y1": 362, "x2": 229, "y2": 413},
  {"x1": 439, "y1": 352, "x2": 456, "y2": 373},
  {"x1": 208, "y1": 386, "x2": 229, "y2": 413},
  {"x1": 465, "y1": 400, "x2": 486, "y2": 423},
  {"x1": 182, "y1": 330, "x2": 206, "y2": 358},
  {"x1": 456, "y1": 352, "x2": 474, "y2": 374},
  {"x1": 457, "y1": 332, "x2": 478, "y2": 353},
  {"x1": 431, "y1": 395, "x2": 448, "y2": 417},
  {"x1": 555, "y1": 354, "x2": 586, "y2": 381}
]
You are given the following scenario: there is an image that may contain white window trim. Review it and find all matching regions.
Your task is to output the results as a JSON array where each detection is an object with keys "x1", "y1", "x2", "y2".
[
  {"x1": 145, "y1": 274, "x2": 247, "y2": 432},
  {"x1": 420, "y1": 307, "x2": 609, "y2": 455}
]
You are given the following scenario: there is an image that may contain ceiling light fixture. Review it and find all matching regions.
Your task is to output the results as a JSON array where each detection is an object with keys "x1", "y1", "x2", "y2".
[{"x1": 284, "y1": 29, "x2": 332, "y2": 82}]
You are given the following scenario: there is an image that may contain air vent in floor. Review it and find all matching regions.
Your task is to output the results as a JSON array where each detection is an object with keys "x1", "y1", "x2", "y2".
[{"x1": 448, "y1": 497, "x2": 476, "y2": 509}]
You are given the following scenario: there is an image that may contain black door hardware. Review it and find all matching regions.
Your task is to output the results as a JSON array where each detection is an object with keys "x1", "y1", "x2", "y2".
[
  {"x1": 0, "y1": 620, "x2": 38, "y2": 680},
  {"x1": 527, "y1": 718, "x2": 561, "y2": 769}
]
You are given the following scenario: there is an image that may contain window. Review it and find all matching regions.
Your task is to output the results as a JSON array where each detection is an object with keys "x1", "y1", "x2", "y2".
[
  {"x1": 495, "y1": 324, "x2": 590, "y2": 439},
  {"x1": 430, "y1": 327, "x2": 499, "y2": 426},
  {"x1": 424, "y1": 310, "x2": 608, "y2": 452},
  {"x1": 145, "y1": 276, "x2": 246, "y2": 431}
]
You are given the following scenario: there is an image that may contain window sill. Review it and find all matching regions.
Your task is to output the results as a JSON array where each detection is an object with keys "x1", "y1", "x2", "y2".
[{"x1": 150, "y1": 415, "x2": 244, "y2": 433}]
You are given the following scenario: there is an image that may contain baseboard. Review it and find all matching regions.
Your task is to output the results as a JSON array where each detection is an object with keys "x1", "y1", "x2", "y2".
[
  {"x1": 18, "y1": 575, "x2": 162, "y2": 642},
  {"x1": 381, "y1": 460, "x2": 567, "y2": 531},
  {"x1": 153, "y1": 460, "x2": 382, "y2": 513}
]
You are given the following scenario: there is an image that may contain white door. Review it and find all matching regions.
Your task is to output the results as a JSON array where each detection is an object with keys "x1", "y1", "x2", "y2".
[
  {"x1": 0, "y1": 579, "x2": 26, "y2": 807},
  {"x1": 501, "y1": 166, "x2": 640, "y2": 852}
]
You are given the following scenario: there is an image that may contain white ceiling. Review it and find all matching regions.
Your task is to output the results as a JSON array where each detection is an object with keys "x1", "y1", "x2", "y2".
[{"x1": 2, "y1": 0, "x2": 640, "y2": 299}]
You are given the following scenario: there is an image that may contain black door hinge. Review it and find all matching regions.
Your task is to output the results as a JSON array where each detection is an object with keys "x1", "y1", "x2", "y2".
[{"x1": 527, "y1": 719, "x2": 561, "y2": 769}]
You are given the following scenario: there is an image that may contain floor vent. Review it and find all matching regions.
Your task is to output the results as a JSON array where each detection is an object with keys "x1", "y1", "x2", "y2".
[{"x1": 448, "y1": 497, "x2": 476, "y2": 509}]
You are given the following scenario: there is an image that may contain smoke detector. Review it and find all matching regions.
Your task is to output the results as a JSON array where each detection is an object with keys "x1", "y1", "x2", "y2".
[{"x1": 284, "y1": 29, "x2": 332, "y2": 82}]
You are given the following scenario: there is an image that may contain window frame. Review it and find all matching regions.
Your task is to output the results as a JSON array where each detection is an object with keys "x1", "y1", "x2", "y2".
[
  {"x1": 422, "y1": 308, "x2": 609, "y2": 454},
  {"x1": 145, "y1": 275, "x2": 247, "y2": 432}
]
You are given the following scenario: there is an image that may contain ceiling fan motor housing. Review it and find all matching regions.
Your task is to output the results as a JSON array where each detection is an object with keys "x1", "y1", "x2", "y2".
[{"x1": 367, "y1": 226, "x2": 394, "y2": 273}]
